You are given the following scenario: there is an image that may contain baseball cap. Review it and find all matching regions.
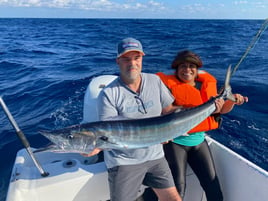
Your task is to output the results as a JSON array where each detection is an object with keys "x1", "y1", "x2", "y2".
[{"x1": 117, "y1": 38, "x2": 145, "y2": 58}]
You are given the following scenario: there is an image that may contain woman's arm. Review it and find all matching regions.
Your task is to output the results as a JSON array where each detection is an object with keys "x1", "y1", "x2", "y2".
[{"x1": 220, "y1": 94, "x2": 248, "y2": 114}]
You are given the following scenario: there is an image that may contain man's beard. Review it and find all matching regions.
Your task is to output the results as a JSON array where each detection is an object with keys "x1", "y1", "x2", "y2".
[{"x1": 126, "y1": 66, "x2": 141, "y2": 81}]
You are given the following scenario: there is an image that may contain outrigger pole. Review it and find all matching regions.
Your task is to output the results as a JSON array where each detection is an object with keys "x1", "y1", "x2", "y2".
[{"x1": 0, "y1": 96, "x2": 49, "y2": 177}]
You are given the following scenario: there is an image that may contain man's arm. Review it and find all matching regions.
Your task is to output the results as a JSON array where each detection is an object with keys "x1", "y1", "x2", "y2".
[
  {"x1": 83, "y1": 90, "x2": 118, "y2": 157},
  {"x1": 98, "y1": 90, "x2": 118, "y2": 121},
  {"x1": 162, "y1": 104, "x2": 182, "y2": 115}
]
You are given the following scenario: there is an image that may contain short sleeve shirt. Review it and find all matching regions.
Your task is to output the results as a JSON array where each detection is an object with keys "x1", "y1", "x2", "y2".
[{"x1": 98, "y1": 73, "x2": 174, "y2": 168}]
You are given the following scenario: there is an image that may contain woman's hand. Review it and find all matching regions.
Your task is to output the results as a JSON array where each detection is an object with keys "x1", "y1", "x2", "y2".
[
  {"x1": 213, "y1": 98, "x2": 225, "y2": 114},
  {"x1": 233, "y1": 94, "x2": 248, "y2": 105},
  {"x1": 220, "y1": 93, "x2": 248, "y2": 114}
]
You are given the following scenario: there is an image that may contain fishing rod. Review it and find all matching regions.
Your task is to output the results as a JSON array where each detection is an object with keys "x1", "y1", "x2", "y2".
[
  {"x1": 0, "y1": 96, "x2": 49, "y2": 177},
  {"x1": 231, "y1": 18, "x2": 268, "y2": 77}
]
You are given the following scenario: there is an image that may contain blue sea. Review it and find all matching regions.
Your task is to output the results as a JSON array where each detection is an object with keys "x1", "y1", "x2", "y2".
[{"x1": 0, "y1": 18, "x2": 267, "y2": 200}]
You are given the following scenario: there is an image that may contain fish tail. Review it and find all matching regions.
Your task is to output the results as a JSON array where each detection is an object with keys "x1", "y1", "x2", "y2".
[{"x1": 219, "y1": 65, "x2": 236, "y2": 102}]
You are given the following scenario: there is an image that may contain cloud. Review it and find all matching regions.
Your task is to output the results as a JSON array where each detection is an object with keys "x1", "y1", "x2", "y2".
[
  {"x1": 0, "y1": 0, "x2": 167, "y2": 11},
  {"x1": 181, "y1": 3, "x2": 207, "y2": 13},
  {"x1": 252, "y1": 1, "x2": 267, "y2": 8},
  {"x1": 234, "y1": 0, "x2": 267, "y2": 8},
  {"x1": 84, "y1": 0, "x2": 167, "y2": 12},
  {"x1": 234, "y1": 1, "x2": 249, "y2": 5}
]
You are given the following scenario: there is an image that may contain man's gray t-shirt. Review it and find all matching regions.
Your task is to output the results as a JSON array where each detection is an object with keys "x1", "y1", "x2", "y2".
[{"x1": 98, "y1": 73, "x2": 174, "y2": 169}]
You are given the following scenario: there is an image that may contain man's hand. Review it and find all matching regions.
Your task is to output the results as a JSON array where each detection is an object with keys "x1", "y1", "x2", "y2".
[{"x1": 81, "y1": 148, "x2": 102, "y2": 157}]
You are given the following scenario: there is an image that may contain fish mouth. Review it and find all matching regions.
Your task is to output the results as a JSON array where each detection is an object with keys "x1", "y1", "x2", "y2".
[
  {"x1": 39, "y1": 130, "x2": 60, "y2": 143},
  {"x1": 39, "y1": 129, "x2": 97, "y2": 154}
]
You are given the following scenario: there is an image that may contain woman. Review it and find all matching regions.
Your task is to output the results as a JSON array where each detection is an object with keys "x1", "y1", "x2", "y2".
[{"x1": 156, "y1": 50, "x2": 248, "y2": 201}]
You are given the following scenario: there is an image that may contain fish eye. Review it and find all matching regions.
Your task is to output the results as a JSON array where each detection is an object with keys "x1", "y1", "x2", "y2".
[
  {"x1": 67, "y1": 134, "x2": 74, "y2": 139},
  {"x1": 100, "y1": 136, "x2": 108, "y2": 141}
]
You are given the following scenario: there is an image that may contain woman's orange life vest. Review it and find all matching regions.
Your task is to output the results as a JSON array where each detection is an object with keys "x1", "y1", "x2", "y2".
[{"x1": 157, "y1": 70, "x2": 219, "y2": 133}]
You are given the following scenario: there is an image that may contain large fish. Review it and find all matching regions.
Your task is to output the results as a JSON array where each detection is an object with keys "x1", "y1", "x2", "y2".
[{"x1": 40, "y1": 65, "x2": 236, "y2": 154}]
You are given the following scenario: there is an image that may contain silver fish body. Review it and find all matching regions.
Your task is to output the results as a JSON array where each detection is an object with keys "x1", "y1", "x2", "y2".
[{"x1": 40, "y1": 66, "x2": 235, "y2": 154}]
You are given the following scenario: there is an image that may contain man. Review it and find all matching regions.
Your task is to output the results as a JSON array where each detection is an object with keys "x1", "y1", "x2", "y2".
[{"x1": 93, "y1": 38, "x2": 181, "y2": 201}]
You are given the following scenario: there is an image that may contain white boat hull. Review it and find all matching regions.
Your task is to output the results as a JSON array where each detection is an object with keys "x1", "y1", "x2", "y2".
[
  {"x1": 6, "y1": 152, "x2": 110, "y2": 201},
  {"x1": 6, "y1": 136, "x2": 268, "y2": 201}
]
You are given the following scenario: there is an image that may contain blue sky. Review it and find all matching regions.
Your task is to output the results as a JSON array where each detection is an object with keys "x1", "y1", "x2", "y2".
[{"x1": 0, "y1": 0, "x2": 267, "y2": 19}]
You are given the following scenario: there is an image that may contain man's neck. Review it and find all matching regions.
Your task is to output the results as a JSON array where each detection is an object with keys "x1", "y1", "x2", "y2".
[{"x1": 123, "y1": 75, "x2": 142, "y2": 93}]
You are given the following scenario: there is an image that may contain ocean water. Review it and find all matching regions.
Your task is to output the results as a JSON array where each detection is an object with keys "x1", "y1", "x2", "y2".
[{"x1": 0, "y1": 18, "x2": 267, "y2": 200}]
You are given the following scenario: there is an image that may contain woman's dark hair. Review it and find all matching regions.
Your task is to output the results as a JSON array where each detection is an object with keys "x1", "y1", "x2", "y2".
[{"x1": 171, "y1": 50, "x2": 203, "y2": 69}]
